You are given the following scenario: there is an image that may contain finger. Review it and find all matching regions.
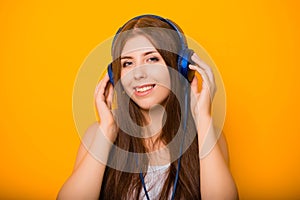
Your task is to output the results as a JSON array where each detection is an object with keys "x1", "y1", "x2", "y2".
[
  {"x1": 189, "y1": 64, "x2": 211, "y2": 90},
  {"x1": 190, "y1": 72, "x2": 199, "y2": 94},
  {"x1": 106, "y1": 84, "x2": 114, "y2": 109},
  {"x1": 94, "y1": 80, "x2": 102, "y2": 99},
  {"x1": 191, "y1": 53, "x2": 210, "y2": 71},
  {"x1": 95, "y1": 74, "x2": 110, "y2": 101},
  {"x1": 189, "y1": 75, "x2": 198, "y2": 114},
  {"x1": 94, "y1": 75, "x2": 108, "y2": 98},
  {"x1": 191, "y1": 53, "x2": 215, "y2": 84},
  {"x1": 189, "y1": 64, "x2": 216, "y2": 101}
]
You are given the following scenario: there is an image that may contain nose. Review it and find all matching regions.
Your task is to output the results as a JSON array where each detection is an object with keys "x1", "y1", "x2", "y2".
[{"x1": 133, "y1": 65, "x2": 147, "y2": 81}]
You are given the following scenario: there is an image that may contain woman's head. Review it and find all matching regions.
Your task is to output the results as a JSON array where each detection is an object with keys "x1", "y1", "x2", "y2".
[
  {"x1": 110, "y1": 15, "x2": 187, "y2": 87},
  {"x1": 111, "y1": 15, "x2": 188, "y2": 111}
]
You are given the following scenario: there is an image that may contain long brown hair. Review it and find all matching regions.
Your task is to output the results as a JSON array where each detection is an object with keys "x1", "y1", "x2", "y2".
[{"x1": 100, "y1": 16, "x2": 200, "y2": 200}]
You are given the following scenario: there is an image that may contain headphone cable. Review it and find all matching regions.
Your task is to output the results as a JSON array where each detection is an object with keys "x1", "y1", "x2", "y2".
[{"x1": 140, "y1": 84, "x2": 189, "y2": 200}]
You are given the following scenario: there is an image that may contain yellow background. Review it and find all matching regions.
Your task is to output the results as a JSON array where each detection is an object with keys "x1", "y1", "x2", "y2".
[{"x1": 1, "y1": 0, "x2": 299, "y2": 199}]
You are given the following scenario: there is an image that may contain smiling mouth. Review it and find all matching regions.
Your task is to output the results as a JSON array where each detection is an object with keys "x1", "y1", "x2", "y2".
[{"x1": 134, "y1": 84, "x2": 156, "y2": 95}]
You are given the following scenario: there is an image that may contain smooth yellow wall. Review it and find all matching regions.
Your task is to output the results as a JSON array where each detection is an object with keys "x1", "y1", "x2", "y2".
[{"x1": 1, "y1": 0, "x2": 299, "y2": 199}]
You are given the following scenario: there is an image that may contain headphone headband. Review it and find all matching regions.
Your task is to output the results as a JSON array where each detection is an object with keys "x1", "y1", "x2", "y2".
[{"x1": 111, "y1": 14, "x2": 187, "y2": 55}]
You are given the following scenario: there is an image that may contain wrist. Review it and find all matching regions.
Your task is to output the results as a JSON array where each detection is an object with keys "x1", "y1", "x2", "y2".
[
  {"x1": 195, "y1": 115, "x2": 212, "y2": 132},
  {"x1": 196, "y1": 116, "x2": 214, "y2": 147},
  {"x1": 98, "y1": 123, "x2": 118, "y2": 143}
]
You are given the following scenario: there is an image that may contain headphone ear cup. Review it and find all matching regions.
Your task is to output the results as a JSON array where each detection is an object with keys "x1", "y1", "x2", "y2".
[
  {"x1": 107, "y1": 63, "x2": 114, "y2": 86},
  {"x1": 178, "y1": 48, "x2": 195, "y2": 82}
]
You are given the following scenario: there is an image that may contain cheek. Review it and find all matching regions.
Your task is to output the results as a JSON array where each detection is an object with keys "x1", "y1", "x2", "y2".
[
  {"x1": 120, "y1": 69, "x2": 130, "y2": 86},
  {"x1": 154, "y1": 68, "x2": 171, "y2": 88},
  {"x1": 120, "y1": 71, "x2": 135, "y2": 98},
  {"x1": 120, "y1": 68, "x2": 127, "y2": 78}
]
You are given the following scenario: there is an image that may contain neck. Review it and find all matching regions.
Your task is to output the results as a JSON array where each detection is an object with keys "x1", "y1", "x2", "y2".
[{"x1": 140, "y1": 104, "x2": 167, "y2": 151}]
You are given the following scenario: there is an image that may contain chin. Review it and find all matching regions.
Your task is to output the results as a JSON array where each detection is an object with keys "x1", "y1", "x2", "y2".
[
  {"x1": 136, "y1": 102, "x2": 153, "y2": 111},
  {"x1": 135, "y1": 99, "x2": 167, "y2": 111}
]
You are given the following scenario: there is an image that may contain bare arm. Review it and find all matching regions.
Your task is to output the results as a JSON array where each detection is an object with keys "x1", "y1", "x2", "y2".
[
  {"x1": 57, "y1": 74, "x2": 117, "y2": 199},
  {"x1": 57, "y1": 124, "x2": 114, "y2": 200},
  {"x1": 198, "y1": 118, "x2": 238, "y2": 200},
  {"x1": 189, "y1": 53, "x2": 238, "y2": 199}
]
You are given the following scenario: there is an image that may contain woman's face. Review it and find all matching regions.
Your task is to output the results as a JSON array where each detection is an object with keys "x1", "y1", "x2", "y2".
[{"x1": 120, "y1": 35, "x2": 171, "y2": 110}]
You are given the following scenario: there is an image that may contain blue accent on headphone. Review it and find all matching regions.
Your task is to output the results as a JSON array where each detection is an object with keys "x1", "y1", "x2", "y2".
[
  {"x1": 109, "y1": 15, "x2": 193, "y2": 200},
  {"x1": 107, "y1": 63, "x2": 114, "y2": 85},
  {"x1": 107, "y1": 14, "x2": 195, "y2": 86}
]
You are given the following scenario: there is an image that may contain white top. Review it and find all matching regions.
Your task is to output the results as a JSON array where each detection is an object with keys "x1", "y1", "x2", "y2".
[{"x1": 139, "y1": 163, "x2": 171, "y2": 200}]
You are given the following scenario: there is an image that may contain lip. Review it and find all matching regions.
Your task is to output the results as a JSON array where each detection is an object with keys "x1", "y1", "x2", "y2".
[{"x1": 133, "y1": 84, "x2": 156, "y2": 97}]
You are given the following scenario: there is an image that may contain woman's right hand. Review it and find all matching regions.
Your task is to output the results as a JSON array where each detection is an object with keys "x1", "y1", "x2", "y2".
[{"x1": 94, "y1": 74, "x2": 118, "y2": 142}]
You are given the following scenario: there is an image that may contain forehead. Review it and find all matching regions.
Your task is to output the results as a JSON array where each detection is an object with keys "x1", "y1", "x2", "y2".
[{"x1": 121, "y1": 35, "x2": 156, "y2": 56}]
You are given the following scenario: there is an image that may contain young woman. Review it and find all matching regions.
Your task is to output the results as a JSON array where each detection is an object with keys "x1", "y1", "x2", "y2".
[{"x1": 58, "y1": 15, "x2": 238, "y2": 200}]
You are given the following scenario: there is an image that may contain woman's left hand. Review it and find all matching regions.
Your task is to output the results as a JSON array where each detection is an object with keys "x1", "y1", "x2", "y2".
[{"x1": 189, "y1": 53, "x2": 217, "y2": 129}]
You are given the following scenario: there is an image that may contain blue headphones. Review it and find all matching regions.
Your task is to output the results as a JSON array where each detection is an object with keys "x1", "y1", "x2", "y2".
[{"x1": 107, "y1": 14, "x2": 195, "y2": 86}]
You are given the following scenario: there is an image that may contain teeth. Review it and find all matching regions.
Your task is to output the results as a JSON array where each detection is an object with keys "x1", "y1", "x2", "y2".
[{"x1": 135, "y1": 85, "x2": 153, "y2": 92}]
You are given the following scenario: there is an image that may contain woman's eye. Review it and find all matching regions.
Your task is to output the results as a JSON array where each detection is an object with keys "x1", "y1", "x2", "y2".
[
  {"x1": 122, "y1": 61, "x2": 132, "y2": 67},
  {"x1": 148, "y1": 57, "x2": 159, "y2": 62}
]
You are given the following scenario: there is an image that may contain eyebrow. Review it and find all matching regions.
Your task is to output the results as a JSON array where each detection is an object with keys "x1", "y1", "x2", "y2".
[{"x1": 120, "y1": 51, "x2": 158, "y2": 60}]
